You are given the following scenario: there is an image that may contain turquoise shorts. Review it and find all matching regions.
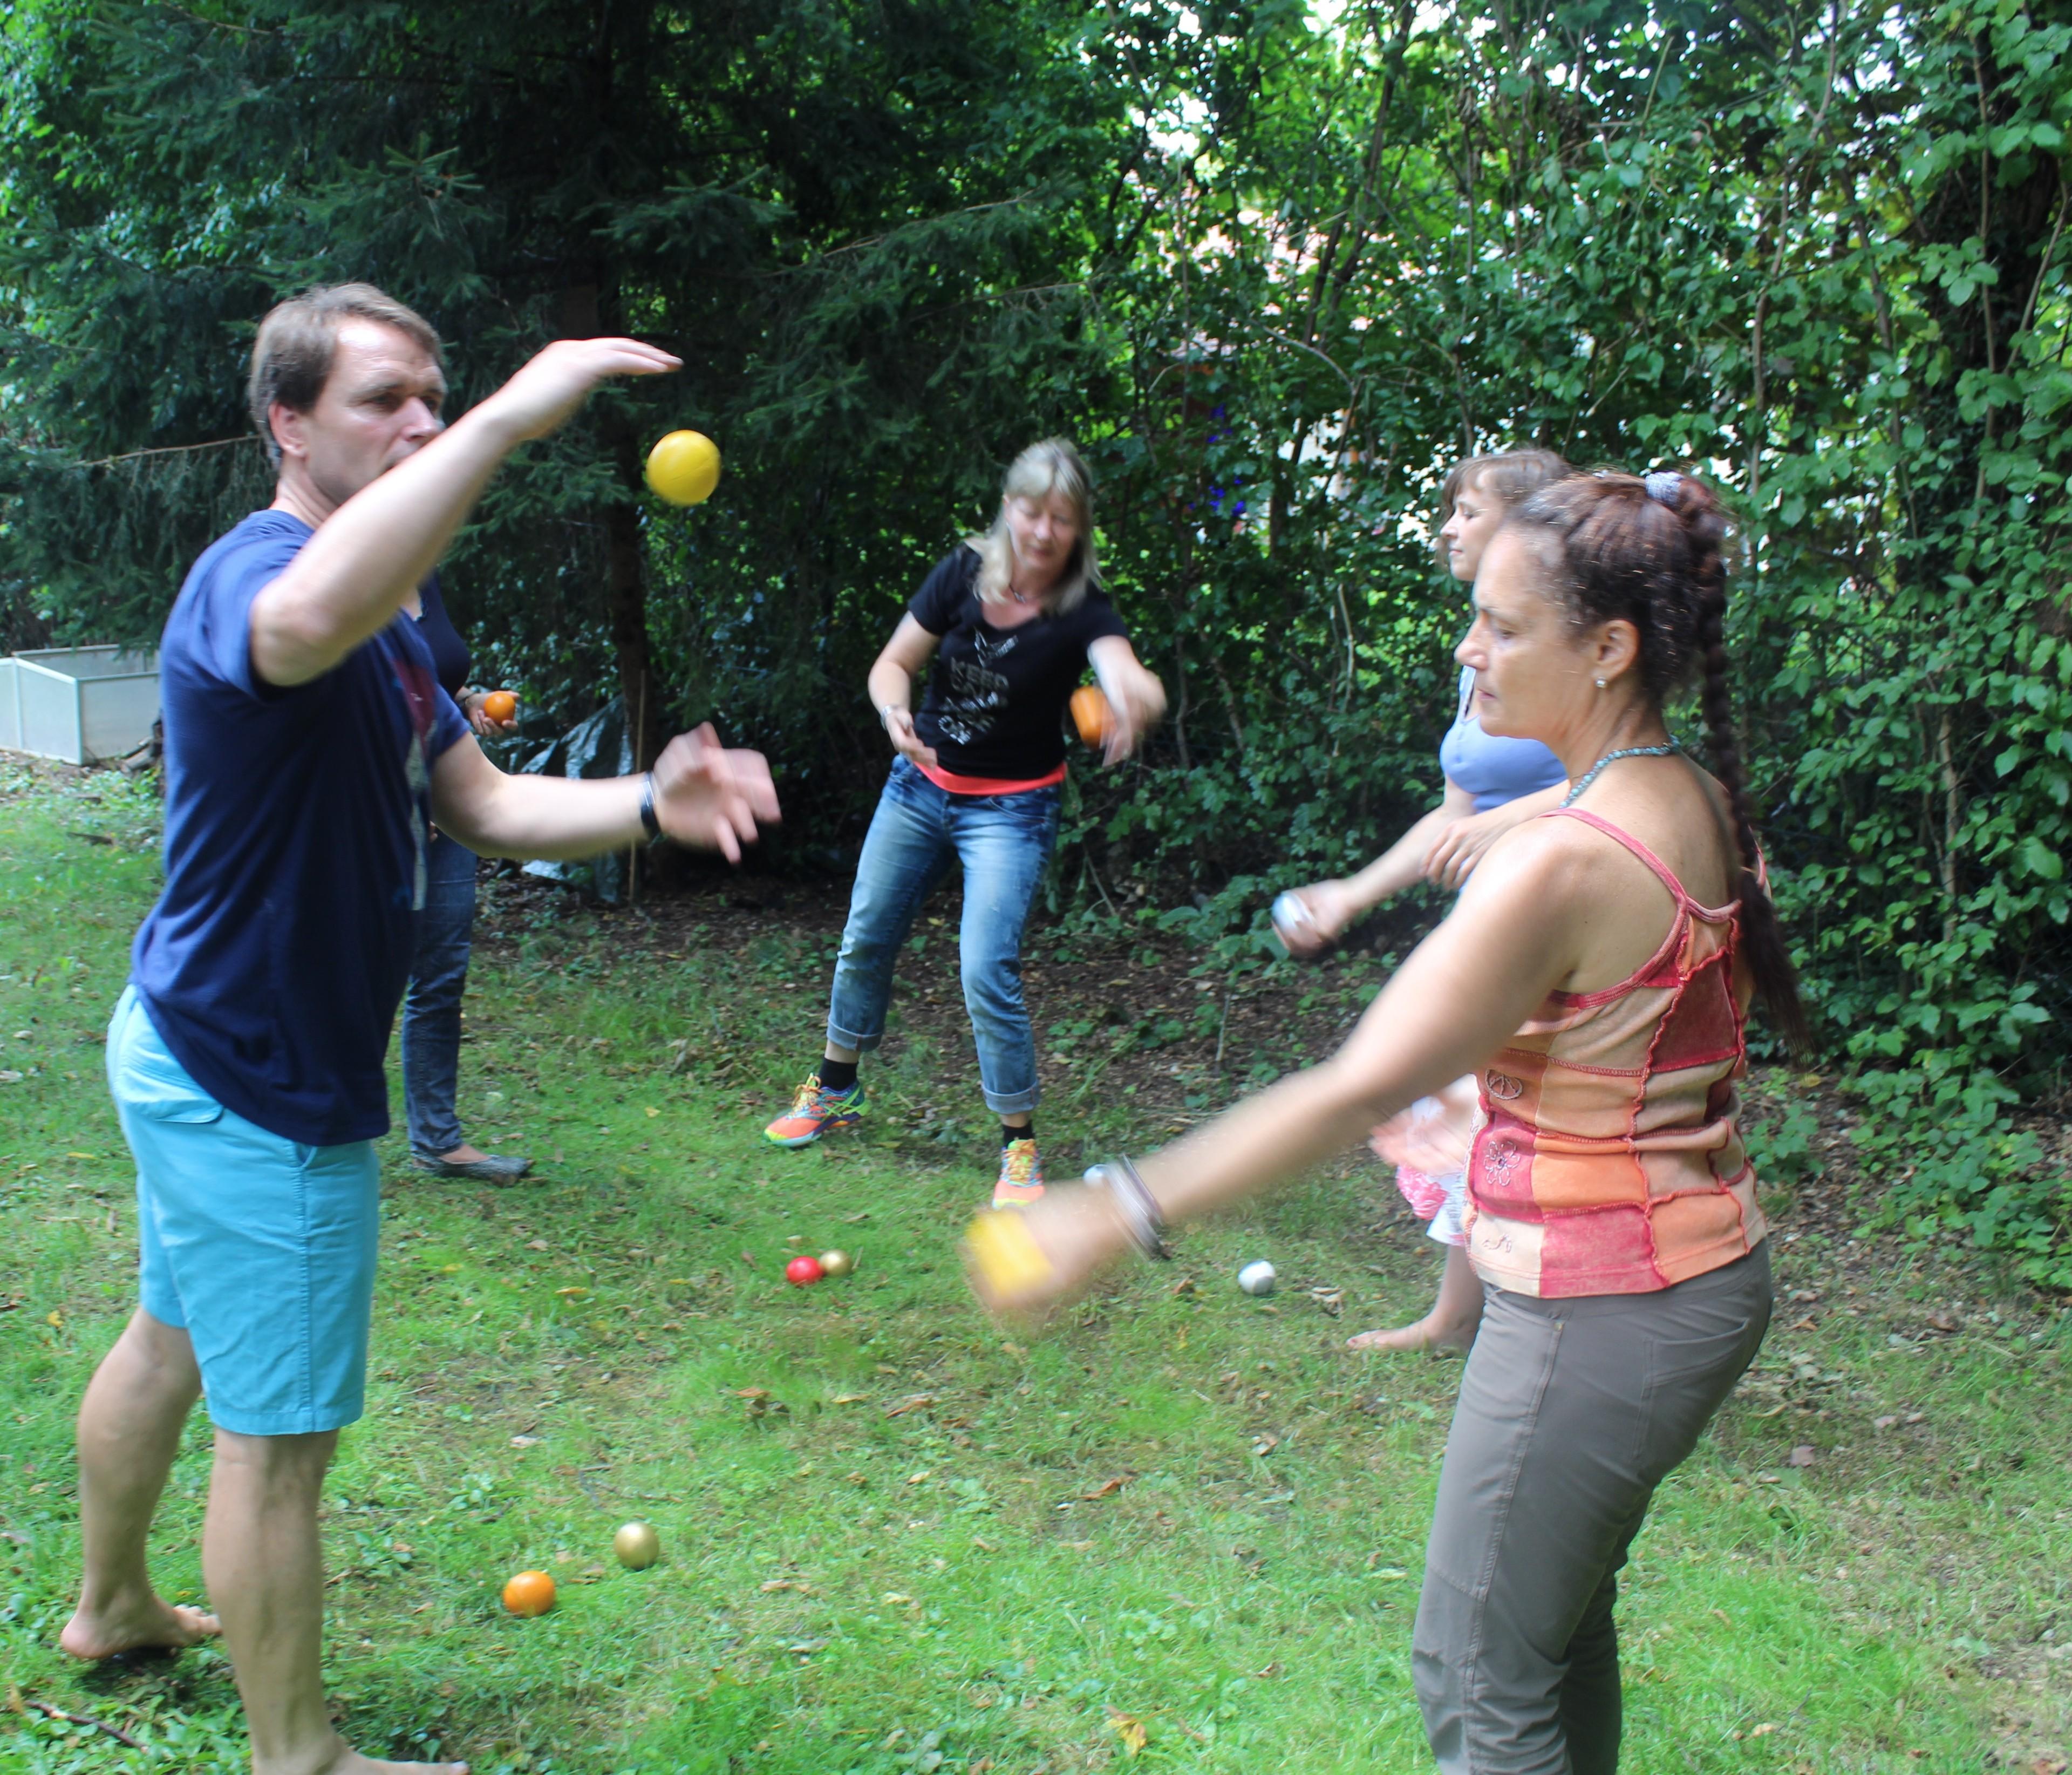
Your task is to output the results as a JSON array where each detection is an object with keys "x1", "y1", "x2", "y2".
[{"x1": 106, "y1": 985, "x2": 380, "y2": 1437}]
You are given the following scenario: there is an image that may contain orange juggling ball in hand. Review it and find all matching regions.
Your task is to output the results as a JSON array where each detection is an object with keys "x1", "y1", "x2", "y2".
[
  {"x1": 481, "y1": 690, "x2": 517, "y2": 725},
  {"x1": 1069, "y1": 684, "x2": 1112, "y2": 747}
]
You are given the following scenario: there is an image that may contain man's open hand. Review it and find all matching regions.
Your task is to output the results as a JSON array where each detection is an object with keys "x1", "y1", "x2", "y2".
[
  {"x1": 650, "y1": 724, "x2": 781, "y2": 862},
  {"x1": 478, "y1": 337, "x2": 683, "y2": 446}
]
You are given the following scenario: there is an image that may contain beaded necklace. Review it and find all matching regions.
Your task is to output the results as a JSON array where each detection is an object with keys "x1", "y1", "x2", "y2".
[{"x1": 1562, "y1": 737, "x2": 1682, "y2": 807}]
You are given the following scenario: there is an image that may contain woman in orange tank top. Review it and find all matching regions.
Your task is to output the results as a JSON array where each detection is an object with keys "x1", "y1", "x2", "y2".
[{"x1": 967, "y1": 470, "x2": 1806, "y2": 1773}]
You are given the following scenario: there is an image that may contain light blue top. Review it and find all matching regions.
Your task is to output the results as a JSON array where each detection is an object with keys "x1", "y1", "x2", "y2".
[{"x1": 1437, "y1": 667, "x2": 1567, "y2": 812}]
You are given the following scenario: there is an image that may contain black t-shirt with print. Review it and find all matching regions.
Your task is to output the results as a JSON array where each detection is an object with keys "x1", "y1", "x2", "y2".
[{"x1": 907, "y1": 546, "x2": 1130, "y2": 779}]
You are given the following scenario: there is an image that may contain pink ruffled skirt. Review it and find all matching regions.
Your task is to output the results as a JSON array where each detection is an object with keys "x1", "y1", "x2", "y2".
[{"x1": 1371, "y1": 1076, "x2": 1480, "y2": 1248}]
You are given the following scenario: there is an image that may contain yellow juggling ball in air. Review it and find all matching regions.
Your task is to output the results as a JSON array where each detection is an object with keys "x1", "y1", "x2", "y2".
[{"x1": 645, "y1": 430, "x2": 721, "y2": 506}]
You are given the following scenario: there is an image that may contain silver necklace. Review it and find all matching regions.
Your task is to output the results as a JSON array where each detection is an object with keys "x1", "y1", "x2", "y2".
[{"x1": 1563, "y1": 736, "x2": 1681, "y2": 806}]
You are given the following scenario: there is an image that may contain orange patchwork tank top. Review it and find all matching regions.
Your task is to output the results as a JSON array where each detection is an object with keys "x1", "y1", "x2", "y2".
[{"x1": 1463, "y1": 807, "x2": 1767, "y2": 1298}]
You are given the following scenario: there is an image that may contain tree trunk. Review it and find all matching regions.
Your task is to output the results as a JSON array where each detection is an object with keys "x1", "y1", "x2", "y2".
[{"x1": 555, "y1": 280, "x2": 656, "y2": 778}]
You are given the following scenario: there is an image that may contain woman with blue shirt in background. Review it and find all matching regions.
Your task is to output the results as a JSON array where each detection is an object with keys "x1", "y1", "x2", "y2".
[{"x1": 1279, "y1": 450, "x2": 1572, "y2": 1352}]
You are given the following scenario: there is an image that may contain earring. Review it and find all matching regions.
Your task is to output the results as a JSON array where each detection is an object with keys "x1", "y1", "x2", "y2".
[{"x1": 1594, "y1": 677, "x2": 1607, "y2": 689}]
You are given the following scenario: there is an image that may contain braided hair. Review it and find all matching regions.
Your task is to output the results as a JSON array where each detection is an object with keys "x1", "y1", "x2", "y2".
[{"x1": 1506, "y1": 471, "x2": 1809, "y2": 1052}]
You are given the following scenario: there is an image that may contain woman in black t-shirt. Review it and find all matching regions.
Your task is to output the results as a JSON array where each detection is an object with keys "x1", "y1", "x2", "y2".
[{"x1": 764, "y1": 439, "x2": 1166, "y2": 1206}]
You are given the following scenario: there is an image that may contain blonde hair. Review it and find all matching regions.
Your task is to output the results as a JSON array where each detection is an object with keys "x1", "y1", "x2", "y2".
[{"x1": 967, "y1": 438, "x2": 1100, "y2": 615}]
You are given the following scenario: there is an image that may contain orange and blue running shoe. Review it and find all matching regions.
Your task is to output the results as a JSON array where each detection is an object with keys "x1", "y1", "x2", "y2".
[
  {"x1": 992, "y1": 1136, "x2": 1045, "y2": 1209},
  {"x1": 762, "y1": 1074, "x2": 866, "y2": 1147}
]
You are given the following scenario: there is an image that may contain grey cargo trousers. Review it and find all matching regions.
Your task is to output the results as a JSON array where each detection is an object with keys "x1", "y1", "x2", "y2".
[{"x1": 1413, "y1": 1243, "x2": 1773, "y2": 1772}]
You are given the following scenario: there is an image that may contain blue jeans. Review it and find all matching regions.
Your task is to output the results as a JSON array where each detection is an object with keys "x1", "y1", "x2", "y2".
[
  {"x1": 401, "y1": 832, "x2": 478, "y2": 1155},
  {"x1": 828, "y1": 758, "x2": 1060, "y2": 1115}
]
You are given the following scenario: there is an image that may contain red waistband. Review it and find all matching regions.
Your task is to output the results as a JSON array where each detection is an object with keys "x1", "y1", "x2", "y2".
[{"x1": 914, "y1": 759, "x2": 1067, "y2": 796}]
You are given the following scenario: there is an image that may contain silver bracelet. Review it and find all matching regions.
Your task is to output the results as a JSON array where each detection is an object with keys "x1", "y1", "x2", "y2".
[
  {"x1": 1087, "y1": 1155, "x2": 1172, "y2": 1261},
  {"x1": 880, "y1": 704, "x2": 904, "y2": 731}
]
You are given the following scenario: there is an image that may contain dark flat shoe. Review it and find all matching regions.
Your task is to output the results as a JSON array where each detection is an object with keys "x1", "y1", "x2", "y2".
[{"x1": 411, "y1": 1150, "x2": 532, "y2": 1183}]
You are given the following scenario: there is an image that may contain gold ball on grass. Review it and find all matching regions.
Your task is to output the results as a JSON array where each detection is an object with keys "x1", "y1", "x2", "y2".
[
  {"x1": 613, "y1": 1521, "x2": 662, "y2": 1570},
  {"x1": 819, "y1": 1249, "x2": 855, "y2": 1278},
  {"x1": 644, "y1": 430, "x2": 721, "y2": 506}
]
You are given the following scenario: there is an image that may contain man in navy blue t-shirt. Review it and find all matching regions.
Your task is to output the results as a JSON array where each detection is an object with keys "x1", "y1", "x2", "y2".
[{"x1": 60, "y1": 284, "x2": 778, "y2": 1775}]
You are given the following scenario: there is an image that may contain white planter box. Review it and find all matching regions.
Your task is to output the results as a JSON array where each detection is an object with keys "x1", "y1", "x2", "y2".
[{"x1": 0, "y1": 646, "x2": 161, "y2": 764}]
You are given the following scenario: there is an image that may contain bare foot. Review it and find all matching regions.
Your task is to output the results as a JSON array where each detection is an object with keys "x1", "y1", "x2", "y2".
[
  {"x1": 282, "y1": 1747, "x2": 468, "y2": 1775},
  {"x1": 264, "y1": 1744, "x2": 467, "y2": 1775},
  {"x1": 1346, "y1": 1314, "x2": 1476, "y2": 1355},
  {"x1": 60, "y1": 1593, "x2": 220, "y2": 1660}
]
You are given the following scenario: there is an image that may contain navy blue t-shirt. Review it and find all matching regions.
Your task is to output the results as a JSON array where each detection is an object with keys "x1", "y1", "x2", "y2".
[{"x1": 131, "y1": 510, "x2": 469, "y2": 1145}]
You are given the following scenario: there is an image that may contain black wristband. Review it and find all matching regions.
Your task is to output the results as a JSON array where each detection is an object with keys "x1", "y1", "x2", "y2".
[{"x1": 638, "y1": 771, "x2": 662, "y2": 842}]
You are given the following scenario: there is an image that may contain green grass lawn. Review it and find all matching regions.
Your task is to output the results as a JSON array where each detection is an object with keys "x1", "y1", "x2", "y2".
[{"x1": 2, "y1": 756, "x2": 2068, "y2": 1774}]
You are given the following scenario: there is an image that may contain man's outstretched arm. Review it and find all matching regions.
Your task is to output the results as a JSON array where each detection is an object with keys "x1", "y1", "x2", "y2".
[
  {"x1": 430, "y1": 723, "x2": 781, "y2": 863},
  {"x1": 249, "y1": 338, "x2": 680, "y2": 687}
]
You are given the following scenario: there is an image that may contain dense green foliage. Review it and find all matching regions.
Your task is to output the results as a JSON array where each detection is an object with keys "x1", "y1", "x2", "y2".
[{"x1": 2, "y1": 0, "x2": 2069, "y2": 1275}]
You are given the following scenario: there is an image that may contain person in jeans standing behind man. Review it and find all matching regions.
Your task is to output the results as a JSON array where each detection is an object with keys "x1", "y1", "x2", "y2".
[
  {"x1": 402, "y1": 576, "x2": 529, "y2": 1181},
  {"x1": 764, "y1": 438, "x2": 1166, "y2": 1208},
  {"x1": 62, "y1": 283, "x2": 778, "y2": 1775},
  {"x1": 967, "y1": 468, "x2": 1800, "y2": 1773}
]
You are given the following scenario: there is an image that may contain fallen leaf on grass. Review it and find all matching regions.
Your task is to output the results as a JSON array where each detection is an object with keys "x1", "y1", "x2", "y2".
[
  {"x1": 1080, "y1": 1475, "x2": 1129, "y2": 1500},
  {"x1": 831, "y1": 1393, "x2": 870, "y2": 1405},
  {"x1": 1787, "y1": 1445, "x2": 1817, "y2": 1468},
  {"x1": 526, "y1": 1239, "x2": 549, "y2": 1251},
  {"x1": 883, "y1": 1392, "x2": 936, "y2": 1417},
  {"x1": 905, "y1": 1470, "x2": 932, "y2": 1486},
  {"x1": 1107, "y1": 1709, "x2": 1147, "y2": 1756},
  {"x1": 1873, "y1": 1415, "x2": 1898, "y2": 1430},
  {"x1": 759, "y1": 1579, "x2": 814, "y2": 1594},
  {"x1": 510, "y1": 1435, "x2": 541, "y2": 1448},
  {"x1": 1169, "y1": 1275, "x2": 1197, "y2": 1296},
  {"x1": 1251, "y1": 1433, "x2": 1279, "y2": 1457}
]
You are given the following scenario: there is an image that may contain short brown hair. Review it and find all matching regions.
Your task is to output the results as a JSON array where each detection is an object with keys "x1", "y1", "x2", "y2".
[
  {"x1": 1433, "y1": 449, "x2": 1571, "y2": 564},
  {"x1": 247, "y1": 283, "x2": 442, "y2": 463}
]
